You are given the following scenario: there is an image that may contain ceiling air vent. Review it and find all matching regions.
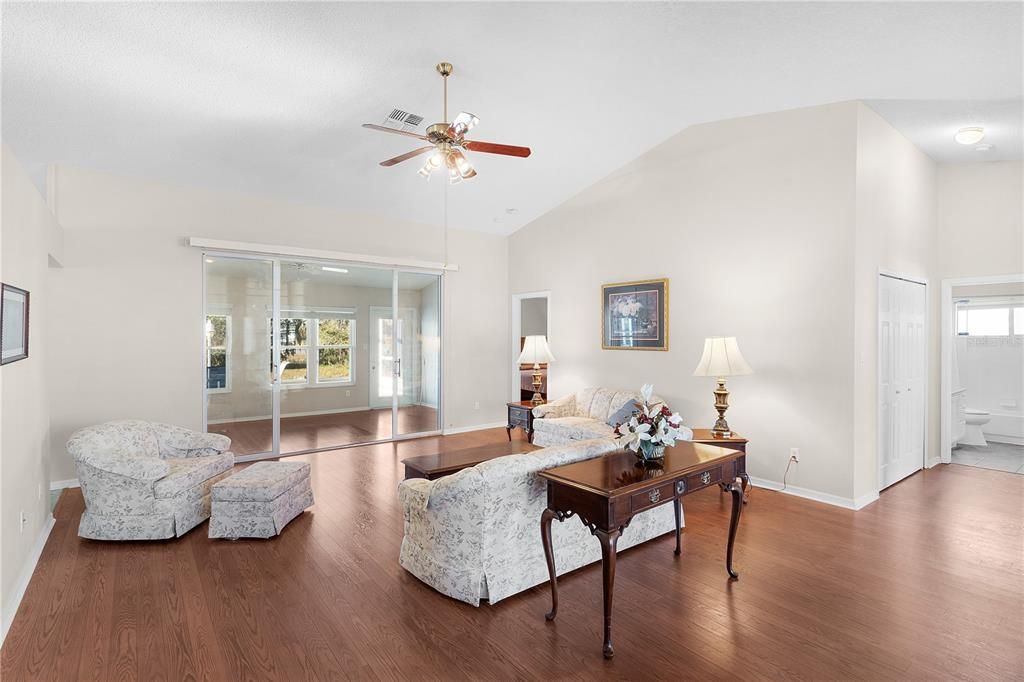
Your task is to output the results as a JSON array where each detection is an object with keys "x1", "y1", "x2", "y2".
[{"x1": 383, "y1": 108, "x2": 424, "y2": 132}]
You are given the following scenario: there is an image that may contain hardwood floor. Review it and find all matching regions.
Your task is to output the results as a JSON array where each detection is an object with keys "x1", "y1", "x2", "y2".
[
  {"x1": 2, "y1": 432, "x2": 1022, "y2": 680},
  {"x1": 209, "y1": 405, "x2": 439, "y2": 455}
]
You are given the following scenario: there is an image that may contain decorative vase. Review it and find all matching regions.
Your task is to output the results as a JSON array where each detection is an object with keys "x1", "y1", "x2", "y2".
[{"x1": 635, "y1": 441, "x2": 666, "y2": 465}]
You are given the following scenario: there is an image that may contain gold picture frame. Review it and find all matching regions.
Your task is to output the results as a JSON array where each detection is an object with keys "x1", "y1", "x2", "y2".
[{"x1": 601, "y1": 278, "x2": 669, "y2": 351}]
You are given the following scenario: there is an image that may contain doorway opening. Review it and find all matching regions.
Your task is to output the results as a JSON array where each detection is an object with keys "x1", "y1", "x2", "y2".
[
  {"x1": 511, "y1": 291, "x2": 551, "y2": 403},
  {"x1": 941, "y1": 274, "x2": 1024, "y2": 475}
]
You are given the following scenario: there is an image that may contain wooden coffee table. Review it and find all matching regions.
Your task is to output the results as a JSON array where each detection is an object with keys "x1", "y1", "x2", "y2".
[
  {"x1": 402, "y1": 440, "x2": 541, "y2": 480},
  {"x1": 539, "y1": 441, "x2": 746, "y2": 658}
]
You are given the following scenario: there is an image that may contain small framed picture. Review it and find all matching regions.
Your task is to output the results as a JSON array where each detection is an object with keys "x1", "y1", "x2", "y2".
[
  {"x1": 1, "y1": 283, "x2": 30, "y2": 365},
  {"x1": 601, "y1": 278, "x2": 669, "y2": 351}
]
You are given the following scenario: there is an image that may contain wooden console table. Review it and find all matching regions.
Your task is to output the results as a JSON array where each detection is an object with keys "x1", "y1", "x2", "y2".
[{"x1": 538, "y1": 442, "x2": 746, "y2": 659}]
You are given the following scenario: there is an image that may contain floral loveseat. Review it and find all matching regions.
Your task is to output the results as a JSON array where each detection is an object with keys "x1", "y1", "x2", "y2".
[
  {"x1": 68, "y1": 420, "x2": 235, "y2": 540},
  {"x1": 397, "y1": 437, "x2": 678, "y2": 605},
  {"x1": 532, "y1": 387, "x2": 676, "y2": 447}
]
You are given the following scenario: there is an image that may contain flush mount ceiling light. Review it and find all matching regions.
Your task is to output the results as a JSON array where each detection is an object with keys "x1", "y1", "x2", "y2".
[
  {"x1": 954, "y1": 126, "x2": 985, "y2": 145},
  {"x1": 362, "y1": 62, "x2": 531, "y2": 184}
]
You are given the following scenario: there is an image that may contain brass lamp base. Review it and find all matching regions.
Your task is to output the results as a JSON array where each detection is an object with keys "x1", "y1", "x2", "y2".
[
  {"x1": 530, "y1": 362, "x2": 545, "y2": 406},
  {"x1": 711, "y1": 378, "x2": 732, "y2": 438}
]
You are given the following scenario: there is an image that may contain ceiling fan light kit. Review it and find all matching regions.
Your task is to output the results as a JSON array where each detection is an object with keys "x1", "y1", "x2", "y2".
[{"x1": 362, "y1": 62, "x2": 531, "y2": 184}]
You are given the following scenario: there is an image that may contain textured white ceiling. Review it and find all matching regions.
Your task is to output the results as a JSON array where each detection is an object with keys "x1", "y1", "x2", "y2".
[{"x1": 2, "y1": 2, "x2": 1020, "y2": 235}]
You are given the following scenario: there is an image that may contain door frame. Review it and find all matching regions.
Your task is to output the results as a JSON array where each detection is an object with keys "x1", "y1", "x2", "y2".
[
  {"x1": 511, "y1": 290, "x2": 552, "y2": 402},
  {"x1": 939, "y1": 273, "x2": 1024, "y2": 465},
  {"x1": 877, "y1": 271, "x2": 929, "y2": 491},
  {"x1": 201, "y1": 250, "x2": 444, "y2": 461}
]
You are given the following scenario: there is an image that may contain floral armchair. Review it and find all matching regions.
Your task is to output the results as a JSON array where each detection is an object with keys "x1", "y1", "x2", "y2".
[{"x1": 68, "y1": 420, "x2": 235, "y2": 540}]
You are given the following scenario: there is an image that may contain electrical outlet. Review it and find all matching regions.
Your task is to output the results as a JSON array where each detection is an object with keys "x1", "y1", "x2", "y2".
[
  {"x1": 790, "y1": 448, "x2": 800, "y2": 462},
  {"x1": 20, "y1": 510, "x2": 27, "y2": 533},
  {"x1": 345, "y1": 390, "x2": 351, "y2": 397},
  {"x1": 474, "y1": 401, "x2": 481, "y2": 410}
]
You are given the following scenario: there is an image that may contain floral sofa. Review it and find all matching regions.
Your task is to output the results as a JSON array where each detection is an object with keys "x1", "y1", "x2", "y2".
[
  {"x1": 68, "y1": 420, "x2": 235, "y2": 540},
  {"x1": 531, "y1": 387, "x2": 671, "y2": 447},
  {"x1": 397, "y1": 437, "x2": 678, "y2": 605}
]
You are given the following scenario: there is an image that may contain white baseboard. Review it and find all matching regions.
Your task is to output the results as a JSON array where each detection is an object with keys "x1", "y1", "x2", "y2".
[
  {"x1": 1, "y1": 514, "x2": 56, "y2": 647},
  {"x1": 208, "y1": 405, "x2": 373, "y2": 424},
  {"x1": 442, "y1": 421, "x2": 507, "y2": 436},
  {"x1": 50, "y1": 478, "x2": 79, "y2": 490},
  {"x1": 749, "y1": 476, "x2": 875, "y2": 510}
]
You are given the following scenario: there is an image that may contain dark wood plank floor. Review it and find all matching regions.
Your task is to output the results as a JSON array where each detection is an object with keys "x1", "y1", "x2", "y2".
[
  {"x1": 209, "y1": 405, "x2": 439, "y2": 455},
  {"x1": 3, "y1": 429, "x2": 1022, "y2": 680}
]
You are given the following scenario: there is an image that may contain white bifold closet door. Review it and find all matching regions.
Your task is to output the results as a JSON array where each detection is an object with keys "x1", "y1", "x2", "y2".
[{"x1": 878, "y1": 274, "x2": 927, "y2": 489}]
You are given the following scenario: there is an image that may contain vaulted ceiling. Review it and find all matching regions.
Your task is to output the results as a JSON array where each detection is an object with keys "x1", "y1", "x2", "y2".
[{"x1": 3, "y1": 2, "x2": 1020, "y2": 235}]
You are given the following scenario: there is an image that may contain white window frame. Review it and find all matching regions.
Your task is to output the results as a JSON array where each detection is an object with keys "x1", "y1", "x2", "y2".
[
  {"x1": 276, "y1": 315, "x2": 356, "y2": 389},
  {"x1": 313, "y1": 318, "x2": 356, "y2": 386},
  {"x1": 205, "y1": 314, "x2": 231, "y2": 394},
  {"x1": 278, "y1": 317, "x2": 311, "y2": 386},
  {"x1": 956, "y1": 302, "x2": 1023, "y2": 337}
]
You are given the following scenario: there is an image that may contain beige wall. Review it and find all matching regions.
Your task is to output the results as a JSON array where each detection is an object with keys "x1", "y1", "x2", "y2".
[
  {"x1": 851, "y1": 103, "x2": 938, "y2": 503},
  {"x1": 0, "y1": 145, "x2": 60, "y2": 639},
  {"x1": 936, "y1": 161, "x2": 1023, "y2": 280},
  {"x1": 47, "y1": 165, "x2": 508, "y2": 481},
  {"x1": 510, "y1": 102, "x2": 862, "y2": 502}
]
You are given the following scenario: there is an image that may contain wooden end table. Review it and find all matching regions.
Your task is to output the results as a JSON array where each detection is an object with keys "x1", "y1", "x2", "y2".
[
  {"x1": 691, "y1": 428, "x2": 750, "y2": 502},
  {"x1": 538, "y1": 442, "x2": 746, "y2": 659},
  {"x1": 506, "y1": 401, "x2": 537, "y2": 443},
  {"x1": 402, "y1": 440, "x2": 540, "y2": 480}
]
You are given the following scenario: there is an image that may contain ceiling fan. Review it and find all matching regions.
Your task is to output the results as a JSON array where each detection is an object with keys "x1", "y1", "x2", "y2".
[{"x1": 362, "y1": 62, "x2": 531, "y2": 183}]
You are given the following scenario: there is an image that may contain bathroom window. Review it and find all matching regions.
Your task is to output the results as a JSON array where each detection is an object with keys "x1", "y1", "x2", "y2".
[{"x1": 956, "y1": 307, "x2": 1013, "y2": 337}]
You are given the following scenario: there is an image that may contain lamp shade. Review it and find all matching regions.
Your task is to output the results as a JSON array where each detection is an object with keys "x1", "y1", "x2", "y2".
[
  {"x1": 518, "y1": 335, "x2": 555, "y2": 365},
  {"x1": 692, "y1": 337, "x2": 753, "y2": 377}
]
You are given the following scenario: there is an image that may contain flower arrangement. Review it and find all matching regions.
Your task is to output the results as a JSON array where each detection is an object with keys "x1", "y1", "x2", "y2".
[
  {"x1": 612, "y1": 295, "x2": 644, "y2": 318},
  {"x1": 613, "y1": 384, "x2": 690, "y2": 463}
]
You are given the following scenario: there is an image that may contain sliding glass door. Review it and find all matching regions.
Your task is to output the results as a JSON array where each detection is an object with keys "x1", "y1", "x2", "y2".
[
  {"x1": 203, "y1": 254, "x2": 442, "y2": 459},
  {"x1": 204, "y1": 256, "x2": 277, "y2": 457}
]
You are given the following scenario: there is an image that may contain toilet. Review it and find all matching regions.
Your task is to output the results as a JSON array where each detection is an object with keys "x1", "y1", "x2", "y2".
[{"x1": 961, "y1": 408, "x2": 991, "y2": 447}]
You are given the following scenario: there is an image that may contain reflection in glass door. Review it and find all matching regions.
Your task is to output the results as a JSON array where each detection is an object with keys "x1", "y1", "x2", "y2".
[
  {"x1": 395, "y1": 271, "x2": 441, "y2": 438},
  {"x1": 204, "y1": 255, "x2": 442, "y2": 458},
  {"x1": 204, "y1": 255, "x2": 277, "y2": 456}
]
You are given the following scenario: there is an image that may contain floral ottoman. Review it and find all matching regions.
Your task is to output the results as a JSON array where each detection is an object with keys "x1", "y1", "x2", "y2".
[{"x1": 209, "y1": 461, "x2": 314, "y2": 539}]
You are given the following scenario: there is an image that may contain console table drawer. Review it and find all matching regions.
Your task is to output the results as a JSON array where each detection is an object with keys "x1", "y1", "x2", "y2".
[
  {"x1": 509, "y1": 412, "x2": 530, "y2": 428},
  {"x1": 684, "y1": 465, "x2": 723, "y2": 493},
  {"x1": 629, "y1": 482, "x2": 674, "y2": 513}
]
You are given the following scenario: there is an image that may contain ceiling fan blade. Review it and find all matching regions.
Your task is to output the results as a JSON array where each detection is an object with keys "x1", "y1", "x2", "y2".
[
  {"x1": 446, "y1": 111, "x2": 480, "y2": 139},
  {"x1": 462, "y1": 140, "x2": 531, "y2": 158},
  {"x1": 362, "y1": 123, "x2": 429, "y2": 141},
  {"x1": 380, "y1": 146, "x2": 435, "y2": 167}
]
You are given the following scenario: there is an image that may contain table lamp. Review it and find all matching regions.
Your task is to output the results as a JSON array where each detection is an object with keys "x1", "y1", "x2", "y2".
[
  {"x1": 518, "y1": 335, "x2": 555, "y2": 405},
  {"x1": 692, "y1": 336, "x2": 753, "y2": 438}
]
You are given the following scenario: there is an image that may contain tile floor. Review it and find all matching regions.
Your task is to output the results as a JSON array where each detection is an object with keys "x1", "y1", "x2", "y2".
[{"x1": 951, "y1": 441, "x2": 1024, "y2": 474}]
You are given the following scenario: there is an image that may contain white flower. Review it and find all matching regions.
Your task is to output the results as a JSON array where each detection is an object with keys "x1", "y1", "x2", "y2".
[{"x1": 640, "y1": 384, "x2": 654, "y2": 405}]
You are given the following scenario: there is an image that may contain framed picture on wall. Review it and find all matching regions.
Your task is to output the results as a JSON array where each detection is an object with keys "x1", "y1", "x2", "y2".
[
  {"x1": 1, "y1": 283, "x2": 30, "y2": 365},
  {"x1": 601, "y1": 278, "x2": 668, "y2": 351}
]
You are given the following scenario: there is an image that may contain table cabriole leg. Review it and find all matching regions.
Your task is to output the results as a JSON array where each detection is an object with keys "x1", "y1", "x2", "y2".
[
  {"x1": 726, "y1": 477, "x2": 743, "y2": 579},
  {"x1": 541, "y1": 507, "x2": 559, "y2": 621},
  {"x1": 597, "y1": 528, "x2": 621, "y2": 659}
]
